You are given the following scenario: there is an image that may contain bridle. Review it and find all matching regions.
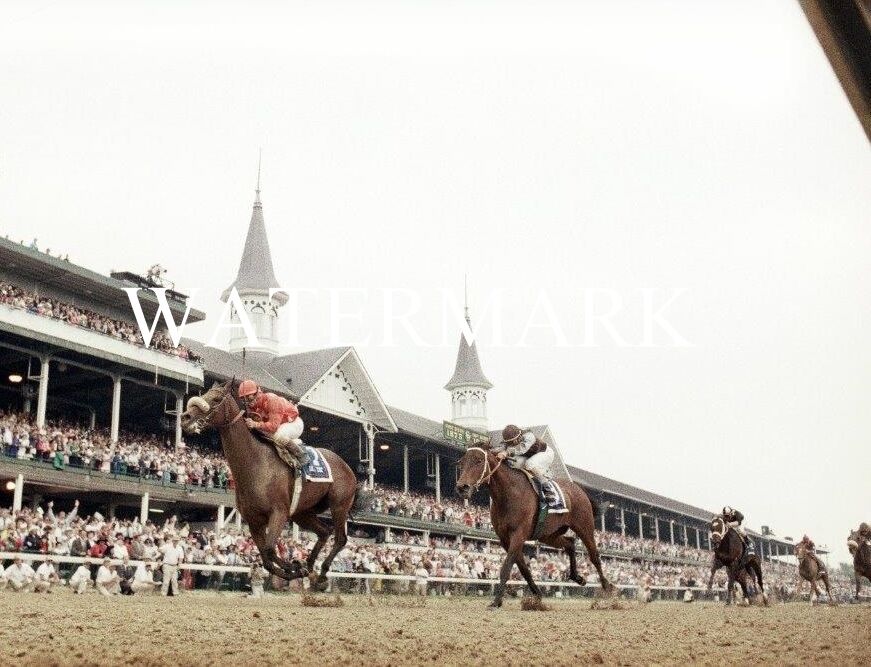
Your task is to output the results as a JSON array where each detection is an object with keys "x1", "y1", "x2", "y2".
[
  {"x1": 187, "y1": 388, "x2": 245, "y2": 433},
  {"x1": 709, "y1": 516, "x2": 727, "y2": 546},
  {"x1": 465, "y1": 447, "x2": 503, "y2": 491}
]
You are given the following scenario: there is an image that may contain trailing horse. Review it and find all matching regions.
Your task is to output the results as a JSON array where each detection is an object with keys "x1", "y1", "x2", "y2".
[
  {"x1": 795, "y1": 542, "x2": 836, "y2": 605},
  {"x1": 180, "y1": 380, "x2": 363, "y2": 590},
  {"x1": 455, "y1": 443, "x2": 614, "y2": 608},
  {"x1": 847, "y1": 529, "x2": 871, "y2": 601},
  {"x1": 707, "y1": 515, "x2": 767, "y2": 606}
]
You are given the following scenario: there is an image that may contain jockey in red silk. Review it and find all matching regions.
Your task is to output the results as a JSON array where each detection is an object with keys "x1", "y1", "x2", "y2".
[{"x1": 238, "y1": 380, "x2": 306, "y2": 467}]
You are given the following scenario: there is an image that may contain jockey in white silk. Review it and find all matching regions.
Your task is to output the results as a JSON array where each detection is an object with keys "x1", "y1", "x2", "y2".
[{"x1": 498, "y1": 424, "x2": 554, "y2": 482}]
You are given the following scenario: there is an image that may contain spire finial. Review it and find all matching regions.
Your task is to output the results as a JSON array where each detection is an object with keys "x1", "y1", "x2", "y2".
[
  {"x1": 255, "y1": 148, "x2": 262, "y2": 204},
  {"x1": 464, "y1": 273, "x2": 470, "y2": 323}
]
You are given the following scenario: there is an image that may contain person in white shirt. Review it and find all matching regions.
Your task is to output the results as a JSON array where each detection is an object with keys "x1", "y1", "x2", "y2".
[
  {"x1": 69, "y1": 562, "x2": 92, "y2": 594},
  {"x1": 3, "y1": 557, "x2": 36, "y2": 592},
  {"x1": 414, "y1": 564, "x2": 429, "y2": 596},
  {"x1": 131, "y1": 562, "x2": 158, "y2": 594},
  {"x1": 248, "y1": 560, "x2": 268, "y2": 599},
  {"x1": 34, "y1": 558, "x2": 60, "y2": 593},
  {"x1": 160, "y1": 535, "x2": 185, "y2": 595},
  {"x1": 96, "y1": 558, "x2": 120, "y2": 596}
]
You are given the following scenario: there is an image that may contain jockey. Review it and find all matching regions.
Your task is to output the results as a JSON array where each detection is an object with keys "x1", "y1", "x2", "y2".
[
  {"x1": 496, "y1": 424, "x2": 554, "y2": 483},
  {"x1": 798, "y1": 535, "x2": 827, "y2": 573},
  {"x1": 722, "y1": 506, "x2": 748, "y2": 544},
  {"x1": 237, "y1": 380, "x2": 307, "y2": 468}
]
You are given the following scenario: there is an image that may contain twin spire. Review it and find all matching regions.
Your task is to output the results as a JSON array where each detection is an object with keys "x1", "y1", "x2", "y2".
[{"x1": 445, "y1": 277, "x2": 493, "y2": 391}]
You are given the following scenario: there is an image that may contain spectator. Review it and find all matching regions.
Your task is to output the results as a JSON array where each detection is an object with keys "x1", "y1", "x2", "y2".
[
  {"x1": 68, "y1": 562, "x2": 92, "y2": 594},
  {"x1": 160, "y1": 535, "x2": 184, "y2": 596},
  {"x1": 3, "y1": 556, "x2": 36, "y2": 592},
  {"x1": 95, "y1": 558, "x2": 120, "y2": 596}
]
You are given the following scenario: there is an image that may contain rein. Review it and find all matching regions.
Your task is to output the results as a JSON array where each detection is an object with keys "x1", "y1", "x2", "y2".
[{"x1": 466, "y1": 447, "x2": 503, "y2": 490}]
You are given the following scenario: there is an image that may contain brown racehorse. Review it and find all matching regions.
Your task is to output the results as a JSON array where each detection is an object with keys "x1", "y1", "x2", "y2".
[
  {"x1": 795, "y1": 542, "x2": 835, "y2": 605},
  {"x1": 180, "y1": 380, "x2": 364, "y2": 590},
  {"x1": 455, "y1": 444, "x2": 614, "y2": 608},
  {"x1": 847, "y1": 529, "x2": 871, "y2": 601},
  {"x1": 707, "y1": 515, "x2": 767, "y2": 606}
]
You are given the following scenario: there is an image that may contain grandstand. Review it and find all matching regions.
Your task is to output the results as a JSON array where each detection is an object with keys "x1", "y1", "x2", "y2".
[{"x1": 1, "y1": 185, "x2": 806, "y2": 574}]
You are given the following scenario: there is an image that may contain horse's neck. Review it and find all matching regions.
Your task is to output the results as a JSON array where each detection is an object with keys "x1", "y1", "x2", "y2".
[
  {"x1": 218, "y1": 421, "x2": 262, "y2": 485},
  {"x1": 487, "y1": 463, "x2": 523, "y2": 509}
]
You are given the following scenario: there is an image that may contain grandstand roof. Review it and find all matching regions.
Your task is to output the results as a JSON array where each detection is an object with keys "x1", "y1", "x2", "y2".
[{"x1": 0, "y1": 236, "x2": 204, "y2": 323}]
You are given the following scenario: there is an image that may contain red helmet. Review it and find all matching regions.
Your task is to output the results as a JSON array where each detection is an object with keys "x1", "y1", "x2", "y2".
[{"x1": 238, "y1": 380, "x2": 259, "y2": 398}]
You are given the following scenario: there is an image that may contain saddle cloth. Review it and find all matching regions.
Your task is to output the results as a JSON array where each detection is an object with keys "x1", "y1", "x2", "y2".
[
  {"x1": 519, "y1": 469, "x2": 569, "y2": 513},
  {"x1": 273, "y1": 442, "x2": 333, "y2": 482},
  {"x1": 302, "y1": 446, "x2": 333, "y2": 482}
]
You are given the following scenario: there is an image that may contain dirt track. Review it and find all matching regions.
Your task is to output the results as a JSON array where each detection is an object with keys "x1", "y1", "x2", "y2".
[{"x1": 0, "y1": 591, "x2": 868, "y2": 665}]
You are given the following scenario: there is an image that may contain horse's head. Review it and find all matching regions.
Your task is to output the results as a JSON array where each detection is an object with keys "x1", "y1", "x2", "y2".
[
  {"x1": 709, "y1": 515, "x2": 727, "y2": 548},
  {"x1": 455, "y1": 444, "x2": 499, "y2": 499},
  {"x1": 795, "y1": 541, "x2": 809, "y2": 559},
  {"x1": 180, "y1": 380, "x2": 241, "y2": 434},
  {"x1": 847, "y1": 530, "x2": 860, "y2": 557}
]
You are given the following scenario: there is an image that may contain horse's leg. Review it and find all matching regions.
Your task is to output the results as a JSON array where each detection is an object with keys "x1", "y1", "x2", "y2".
[
  {"x1": 725, "y1": 570, "x2": 735, "y2": 605},
  {"x1": 541, "y1": 534, "x2": 585, "y2": 586},
  {"x1": 292, "y1": 512, "x2": 331, "y2": 573},
  {"x1": 734, "y1": 568, "x2": 752, "y2": 605},
  {"x1": 748, "y1": 558, "x2": 766, "y2": 605},
  {"x1": 513, "y1": 545, "x2": 543, "y2": 600},
  {"x1": 249, "y1": 512, "x2": 294, "y2": 581},
  {"x1": 262, "y1": 507, "x2": 305, "y2": 578},
  {"x1": 311, "y1": 506, "x2": 349, "y2": 591},
  {"x1": 491, "y1": 532, "x2": 524, "y2": 609},
  {"x1": 575, "y1": 522, "x2": 613, "y2": 594}
]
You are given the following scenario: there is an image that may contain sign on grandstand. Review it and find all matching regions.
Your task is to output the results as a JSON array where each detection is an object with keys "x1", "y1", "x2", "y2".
[{"x1": 443, "y1": 421, "x2": 489, "y2": 446}]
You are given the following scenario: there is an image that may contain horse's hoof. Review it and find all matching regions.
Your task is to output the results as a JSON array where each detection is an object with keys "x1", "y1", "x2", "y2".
[
  {"x1": 574, "y1": 576, "x2": 586, "y2": 586},
  {"x1": 487, "y1": 600, "x2": 503, "y2": 610}
]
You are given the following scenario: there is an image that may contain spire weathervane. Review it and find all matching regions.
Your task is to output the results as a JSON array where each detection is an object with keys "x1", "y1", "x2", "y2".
[
  {"x1": 255, "y1": 148, "x2": 262, "y2": 204},
  {"x1": 464, "y1": 273, "x2": 470, "y2": 323}
]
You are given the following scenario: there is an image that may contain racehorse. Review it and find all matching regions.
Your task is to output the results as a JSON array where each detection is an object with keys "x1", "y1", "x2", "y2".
[
  {"x1": 847, "y1": 529, "x2": 871, "y2": 601},
  {"x1": 180, "y1": 379, "x2": 364, "y2": 590},
  {"x1": 795, "y1": 541, "x2": 835, "y2": 605},
  {"x1": 707, "y1": 515, "x2": 767, "y2": 605},
  {"x1": 455, "y1": 443, "x2": 614, "y2": 608}
]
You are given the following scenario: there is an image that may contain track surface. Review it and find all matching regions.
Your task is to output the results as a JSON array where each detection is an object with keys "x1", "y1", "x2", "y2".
[{"x1": 0, "y1": 591, "x2": 868, "y2": 665}]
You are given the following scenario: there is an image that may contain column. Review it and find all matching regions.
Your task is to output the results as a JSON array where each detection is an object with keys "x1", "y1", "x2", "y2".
[
  {"x1": 384, "y1": 526, "x2": 392, "y2": 543},
  {"x1": 682, "y1": 524, "x2": 688, "y2": 546},
  {"x1": 654, "y1": 517, "x2": 660, "y2": 542},
  {"x1": 110, "y1": 375, "x2": 122, "y2": 444},
  {"x1": 235, "y1": 511, "x2": 242, "y2": 531},
  {"x1": 403, "y1": 443, "x2": 409, "y2": 493},
  {"x1": 216, "y1": 504, "x2": 225, "y2": 532},
  {"x1": 140, "y1": 492, "x2": 149, "y2": 524},
  {"x1": 35, "y1": 356, "x2": 50, "y2": 427},
  {"x1": 12, "y1": 474, "x2": 24, "y2": 512},
  {"x1": 669, "y1": 520, "x2": 675, "y2": 545},
  {"x1": 434, "y1": 453, "x2": 441, "y2": 504},
  {"x1": 600, "y1": 510, "x2": 606, "y2": 532},
  {"x1": 620, "y1": 508, "x2": 626, "y2": 536},
  {"x1": 638, "y1": 513, "x2": 644, "y2": 539},
  {"x1": 695, "y1": 528, "x2": 700, "y2": 549},
  {"x1": 175, "y1": 394, "x2": 184, "y2": 448},
  {"x1": 89, "y1": 410, "x2": 96, "y2": 430},
  {"x1": 366, "y1": 428, "x2": 375, "y2": 490}
]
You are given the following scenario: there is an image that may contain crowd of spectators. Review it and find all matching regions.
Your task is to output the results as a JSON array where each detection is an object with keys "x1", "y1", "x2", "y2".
[
  {"x1": 1, "y1": 496, "x2": 858, "y2": 601},
  {"x1": 0, "y1": 280, "x2": 201, "y2": 362},
  {"x1": 368, "y1": 484, "x2": 492, "y2": 531},
  {"x1": 1, "y1": 411, "x2": 232, "y2": 489}
]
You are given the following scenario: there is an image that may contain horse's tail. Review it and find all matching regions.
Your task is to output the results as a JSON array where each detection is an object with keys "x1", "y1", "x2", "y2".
[{"x1": 350, "y1": 483, "x2": 371, "y2": 519}]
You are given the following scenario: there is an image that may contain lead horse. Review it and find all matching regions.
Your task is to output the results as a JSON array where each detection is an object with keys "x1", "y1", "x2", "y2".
[
  {"x1": 180, "y1": 380, "x2": 364, "y2": 590},
  {"x1": 455, "y1": 443, "x2": 614, "y2": 608},
  {"x1": 707, "y1": 515, "x2": 767, "y2": 605}
]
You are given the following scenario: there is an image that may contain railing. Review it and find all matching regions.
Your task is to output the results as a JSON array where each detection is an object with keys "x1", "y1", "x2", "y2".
[{"x1": 0, "y1": 453, "x2": 232, "y2": 496}]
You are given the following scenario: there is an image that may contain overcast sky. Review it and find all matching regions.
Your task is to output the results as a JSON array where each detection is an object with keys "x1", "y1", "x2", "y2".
[{"x1": 1, "y1": 0, "x2": 870, "y2": 563}]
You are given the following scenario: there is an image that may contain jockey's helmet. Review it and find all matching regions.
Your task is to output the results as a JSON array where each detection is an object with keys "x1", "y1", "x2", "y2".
[
  {"x1": 500, "y1": 424, "x2": 523, "y2": 444},
  {"x1": 238, "y1": 380, "x2": 259, "y2": 398},
  {"x1": 722, "y1": 506, "x2": 732, "y2": 516}
]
